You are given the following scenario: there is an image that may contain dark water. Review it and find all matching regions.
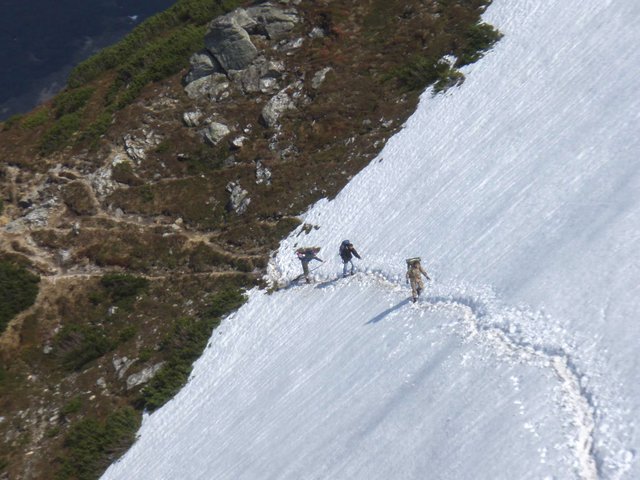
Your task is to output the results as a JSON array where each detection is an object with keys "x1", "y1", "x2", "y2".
[{"x1": 0, "y1": 0, "x2": 177, "y2": 120}]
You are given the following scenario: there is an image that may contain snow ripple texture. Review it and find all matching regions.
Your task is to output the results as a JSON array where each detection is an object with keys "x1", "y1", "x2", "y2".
[{"x1": 102, "y1": 0, "x2": 638, "y2": 479}]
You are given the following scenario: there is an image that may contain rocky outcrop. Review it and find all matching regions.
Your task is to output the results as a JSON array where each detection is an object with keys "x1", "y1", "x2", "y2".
[{"x1": 185, "y1": 3, "x2": 299, "y2": 90}]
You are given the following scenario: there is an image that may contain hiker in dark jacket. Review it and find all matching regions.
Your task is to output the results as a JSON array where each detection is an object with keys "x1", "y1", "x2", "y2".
[
  {"x1": 296, "y1": 247, "x2": 323, "y2": 283},
  {"x1": 339, "y1": 240, "x2": 361, "y2": 277}
]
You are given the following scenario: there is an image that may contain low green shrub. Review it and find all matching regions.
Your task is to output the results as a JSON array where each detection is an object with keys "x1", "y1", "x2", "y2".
[
  {"x1": 391, "y1": 55, "x2": 462, "y2": 92},
  {"x1": 456, "y1": 22, "x2": 503, "y2": 67},
  {"x1": 53, "y1": 87, "x2": 95, "y2": 118},
  {"x1": 39, "y1": 113, "x2": 81, "y2": 155},
  {"x1": 56, "y1": 324, "x2": 115, "y2": 371},
  {"x1": 80, "y1": 111, "x2": 114, "y2": 149},
  {"x1": 139, "y1": 315, "x2": 217, "y2": 411},
  {"x1": 21, "y1": 109, "x2": 50, "y2": 129},
  {"x1": 112, "y1": 162, "x2": 143, "y2": 186},
  {"x1": 0, "y1": 260, "x2": 39, "y2": 334},
  {"x1": 1, "y1": 114, "x2": 23, "y2": 131},
  {"x1": 61, "y1": 397, "x2": 83, "y2": 418},
  {"x1": 56, "y1": 407, "x2": 140, "y2": 480},
  {"x1": 139, "y1": 286, "x2": 246, "y2": 411},
  {"x1": 110, "y1": 24, "x2": 205, "y2": 109},
  {"x1": 100, "y1": 273, "x2": 149, "y2": 305}
]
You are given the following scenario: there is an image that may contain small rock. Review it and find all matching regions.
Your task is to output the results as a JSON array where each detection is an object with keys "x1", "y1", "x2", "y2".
[
  {"x1": 126, "y1": 362, "x2": 165, "y2": 390},
  {"x1": 230, "y1": 135, "x2": 248, "y2": 149},
  {"x1": 183, "y1": 110, "x2": 204, "y2": 127},
  {"x1": 311, "y1": 67, "x2": 332, "y2": 89},
  {"x1": 261, "y1": 87, "x2": 296, "y2": 127},
  {"x1": 200, "y1": 122, "x2": 231, "y2": 146},
  {"x1": 255, "y1": 160, "x2": 272, "y2": 185},
  {"x1": 308, "y1": 27, "x2": 325, "y2": 39},
  {"x1": 226, "y1": 181, "x2": 251, "y2": 214}
]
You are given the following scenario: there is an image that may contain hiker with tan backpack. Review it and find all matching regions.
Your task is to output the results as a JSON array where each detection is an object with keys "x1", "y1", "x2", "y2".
[{"x1": 405, "y1": 257, "x2": 431, "y2": 302}]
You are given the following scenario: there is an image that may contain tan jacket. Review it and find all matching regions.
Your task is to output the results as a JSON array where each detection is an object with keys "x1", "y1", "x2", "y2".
[{"x1": 406, "y1": 263, "x2": 429, "y2": 283}]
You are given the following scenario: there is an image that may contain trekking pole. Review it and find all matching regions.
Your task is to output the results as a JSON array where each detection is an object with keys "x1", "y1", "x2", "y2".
[{"x1": 308, "y1": 263, "x2": 324, "y2": 274}]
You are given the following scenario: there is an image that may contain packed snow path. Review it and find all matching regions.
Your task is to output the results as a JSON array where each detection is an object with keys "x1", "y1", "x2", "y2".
[
  {"x1": 103, "y1": 275, "x2": 597, "y2": 479},
  {"x1": 102, "y1": 0, "x2": 638, "y2": 478}
]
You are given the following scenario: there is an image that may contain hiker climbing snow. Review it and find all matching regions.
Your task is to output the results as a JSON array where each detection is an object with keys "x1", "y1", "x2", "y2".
[
  {"x1": 296, "y1": 247, "x2": 323, "y2": 283},
  {"x1": 405, "y1": 257, "x2": 431, "y2": 302},
  {"x1": 339, "y1": 240, "x2": 361, "y2": 277}
]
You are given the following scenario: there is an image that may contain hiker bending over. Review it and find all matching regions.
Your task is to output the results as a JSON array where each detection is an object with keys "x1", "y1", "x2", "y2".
[
  {"x1": 406, "y1": 257, "x2": 431, "y2": 302},
  {"x1": 339, "y1": 240, "x2": 361, "y2": 277},
  {"x1": 296, "y1": 247, "x2": 323, "y2": 283}
]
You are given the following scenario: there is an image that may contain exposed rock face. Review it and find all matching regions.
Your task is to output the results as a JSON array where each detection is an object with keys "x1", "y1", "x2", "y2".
[{"x1": 226, "y1": 181, "x2": 250, "y2": 214}]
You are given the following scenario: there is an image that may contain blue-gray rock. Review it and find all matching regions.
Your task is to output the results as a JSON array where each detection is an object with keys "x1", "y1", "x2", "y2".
[{"x1": 184, "y1": 51, "x2": 224, "y2": 84}]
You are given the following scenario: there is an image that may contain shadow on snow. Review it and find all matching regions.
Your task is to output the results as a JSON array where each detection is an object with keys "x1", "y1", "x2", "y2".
[{"x1": 365, "y1": 298, "x2": 412, "y2": 325}]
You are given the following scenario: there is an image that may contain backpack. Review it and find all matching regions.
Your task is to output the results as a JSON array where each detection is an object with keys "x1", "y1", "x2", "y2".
[
  {"x1": 340, "y1": 240, "x2": 351, "y2": 255},
  {"x1": 406, "y1": 257, "x2": 421, "y2": 266},
  {"x1": 297, "y1": 246, "x2": 320, "y2": 255}
]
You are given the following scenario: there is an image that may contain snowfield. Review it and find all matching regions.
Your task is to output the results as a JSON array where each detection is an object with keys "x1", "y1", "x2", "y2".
[{"x1": 102, "y1": 0, "x2": 640, "y2": 479}]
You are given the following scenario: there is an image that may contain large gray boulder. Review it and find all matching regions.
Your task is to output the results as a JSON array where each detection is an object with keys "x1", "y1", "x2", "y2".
[
  {"x1": 184, "y1": 73, "x2": 230, "y2": 101},
  {"x1": 205, "y1": 14, "x2": 258, "y2": 72},
  {"x1": 184, "y1": 51, "x2": 224, "y2": 84}
]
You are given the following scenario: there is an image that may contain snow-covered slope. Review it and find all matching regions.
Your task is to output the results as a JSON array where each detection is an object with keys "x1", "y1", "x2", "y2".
[{"x1": 102, "y1": 0, "x2": 640, "y2": 479}]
